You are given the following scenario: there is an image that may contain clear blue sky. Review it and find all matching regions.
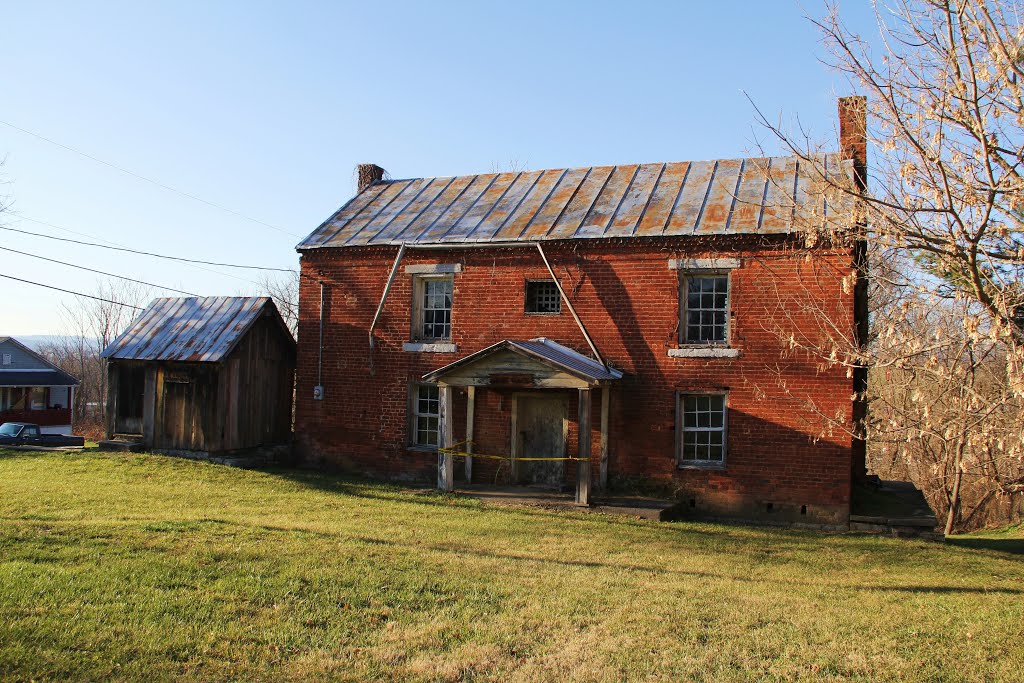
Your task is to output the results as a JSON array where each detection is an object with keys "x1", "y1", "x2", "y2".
[{"x1": 1, "y1": 0, "x2": 877, "y2": 335}]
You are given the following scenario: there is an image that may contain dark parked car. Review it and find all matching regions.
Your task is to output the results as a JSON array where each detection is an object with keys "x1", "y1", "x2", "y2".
[{"x1": 0, "y1": 422, "x2": 84, "y2": 447}]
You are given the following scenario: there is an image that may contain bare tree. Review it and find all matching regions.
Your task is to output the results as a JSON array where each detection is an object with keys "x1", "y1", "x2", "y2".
[
  {"x1": 257, "y1": 271, "x2": 299, "y2": 336},
  {"x1": 39, "y1": 279, "x2": 146, "y2": 438},
  {"x1": 489, "y1": 158, "x2": 531, "y2": 173},
  {"x1": 753, "y1": 0, "x2": 1024, "y2": 533}
]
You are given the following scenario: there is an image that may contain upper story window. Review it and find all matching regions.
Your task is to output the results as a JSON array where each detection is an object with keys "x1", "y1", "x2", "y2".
[
  {"x1": 1, "y1": 353, "x2": 11, "y2": 366},
  {"x1": 682, "y1": 274, "x2": 729, "y2": 344},
  {"x1": 413, "y1": 275, "x2": 453, "y2": 342},
  {"x1": 525, "y1": 280, "x2": 561, "y2": 314}
]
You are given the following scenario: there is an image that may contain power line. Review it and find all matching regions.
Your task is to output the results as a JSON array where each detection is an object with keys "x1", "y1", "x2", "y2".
[
  {"x1": 0, "y1": 273, "x2": 144, "y2": 310},
  {"x1": 0, "y1": 245, "x2": 199, "y2": 296},
  {"x1": 0, "y1": 224, "x2": 297, "y2": 273},
  {"x1": 12, "y1": 214, "x2": 261, "y2": 286},
  {"x1": 0, "y1": 118, "x2": 302, "y2": 238}
]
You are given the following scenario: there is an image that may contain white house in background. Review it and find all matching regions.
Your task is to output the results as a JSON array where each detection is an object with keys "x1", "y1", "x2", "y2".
[{"x1": 0, "y1": 337, "x2": 79, "y2": 435}]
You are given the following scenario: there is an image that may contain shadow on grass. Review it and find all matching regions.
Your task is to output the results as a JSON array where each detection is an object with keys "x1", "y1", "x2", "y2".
[
  {"x1": 260, "y1": 466, "x2": 988, "y2": 569},
  {"x1": 260, "y1": 466, "x2": 833, "y2": 547},
  {"x1": 946, "y1": 536, "x2": 1024, "y2": 556},
  {"x1": 41, "y1": 512, "x2": 1018, "y2": 597}
]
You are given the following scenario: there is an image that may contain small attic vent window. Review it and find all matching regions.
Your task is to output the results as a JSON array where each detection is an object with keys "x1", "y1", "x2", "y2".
[
  {"x1": 526, "y1": 280, "x2": 561, "y2": 315},
  {"x1": 1, "y1": 354, "x2": 11, "y2": 366}
]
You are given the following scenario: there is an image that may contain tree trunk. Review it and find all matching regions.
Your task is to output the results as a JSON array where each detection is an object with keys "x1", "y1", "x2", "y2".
[{"x1": 944, "y1": 465, "x2": 964, "y2": 536}]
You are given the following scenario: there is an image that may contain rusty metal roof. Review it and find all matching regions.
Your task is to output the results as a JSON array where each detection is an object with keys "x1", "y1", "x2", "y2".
[
  {"x1": 423, "y1": 337, "x2": 622, "y2": 385},
  {"x1": 298, "y1": 155, "x2": 853, "y2": 250},
  {"x1": 101, "y1": 296, "x2": 291, "y2": 362}
]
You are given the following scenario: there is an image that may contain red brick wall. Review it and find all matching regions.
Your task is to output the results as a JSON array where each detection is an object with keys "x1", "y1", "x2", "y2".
[{"x1": 294, "y1": 236, "x2": 857, "y2": 524}]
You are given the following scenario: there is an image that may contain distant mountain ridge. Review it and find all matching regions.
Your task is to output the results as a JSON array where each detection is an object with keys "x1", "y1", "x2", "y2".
[{"x1": 4, "y1": 335, "x2": 100, "y2": 352}]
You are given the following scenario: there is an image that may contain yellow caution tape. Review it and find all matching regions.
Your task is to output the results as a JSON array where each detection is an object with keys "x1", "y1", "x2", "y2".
[{"x1": 438, "y1": 440, "x2": 588, "y2": 462}]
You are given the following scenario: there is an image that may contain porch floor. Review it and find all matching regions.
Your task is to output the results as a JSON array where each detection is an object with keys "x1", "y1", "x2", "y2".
[
  {"x1": 456, "y1": 485, "x2": 681, "y2": 521},
  {"x1": 850, "y1": 478, "x2": 941, "y2": 538}
]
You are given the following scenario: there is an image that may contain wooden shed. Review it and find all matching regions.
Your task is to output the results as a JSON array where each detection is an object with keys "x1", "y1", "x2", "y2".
[{"x1": 101, "y1": 296, "x2": 295, "y2": 455}]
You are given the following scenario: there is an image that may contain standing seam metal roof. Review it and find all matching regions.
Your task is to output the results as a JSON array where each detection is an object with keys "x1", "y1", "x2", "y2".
[
  {"x1": 298, "y1": 155, "x2": 853, "y2": 249},
  {"x1": 101, "y1": 296, "x2": 290, "y2": 362}
]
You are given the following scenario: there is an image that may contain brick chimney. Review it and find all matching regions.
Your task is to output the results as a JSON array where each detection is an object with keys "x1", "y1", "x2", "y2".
[
  {"x1": 357, "y1": 163, "x2": 386, "y2": 193},
  {"x1": 838, "y1": 96, "x2": 867, "y2": 190}
]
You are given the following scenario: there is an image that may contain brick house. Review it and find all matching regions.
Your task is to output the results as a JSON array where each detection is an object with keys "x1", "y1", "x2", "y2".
[{"x1": 293, "y1": 98, "x2": 868, "y2": 526}]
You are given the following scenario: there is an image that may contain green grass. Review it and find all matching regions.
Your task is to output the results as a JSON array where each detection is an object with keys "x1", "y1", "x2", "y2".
[{"x1": 1, "y1": 450, "x2": 1021, "y2": 682}]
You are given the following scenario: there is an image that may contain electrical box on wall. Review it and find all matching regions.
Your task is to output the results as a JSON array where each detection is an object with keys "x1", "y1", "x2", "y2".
[{"x1": 313, "y1": 385, "x2": 324, "y2": 401}]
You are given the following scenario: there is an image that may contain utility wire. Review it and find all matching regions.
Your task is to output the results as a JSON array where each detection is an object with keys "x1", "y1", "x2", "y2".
[
  {"x1": 0, "y1": 224, "x2": 297, "y2": 272},
  {"x1": 0, "y1": 118, "x2": 302, "y2": 238},
  {"x1": 0, "y1": 245, "x2": 199, "y2": 296},
  {"x1": 0, "y1": 273, "x2": 144, "y2": 310},
  {"x1": 12, "y1": 214, "x2": 261, "y2": 286}
]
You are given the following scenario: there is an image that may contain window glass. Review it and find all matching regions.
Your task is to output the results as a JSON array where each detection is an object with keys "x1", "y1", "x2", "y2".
[
  {"x1": 680, "y1": 394, "x2": 726, "y2": 464},
  {"x1": 418, "y1": 277, "x2": 453, "y2": 341},
  {"x1": 684, "y1": 276, "x2": 728, "y2": 343},
  {"x1": 29, "y1": 387, "x2": 47, "y2": 410},
  {"x1": 412, "y1": 384, "x2": 440, "y2": 447}
]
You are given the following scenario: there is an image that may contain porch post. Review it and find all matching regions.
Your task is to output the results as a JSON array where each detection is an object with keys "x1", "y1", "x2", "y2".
[
  {"x1": 437, "y1": 382, "x2": 455, "y2": 491},
  {"x1": 576, "y1": 387, "x2": 592, "y2": 506},
  {"x1": 599, "y1": 387, "x2": 610, "y2": 490},
  {"x1": 465, "y1": 386, "x2": 475, "y2": 484}
]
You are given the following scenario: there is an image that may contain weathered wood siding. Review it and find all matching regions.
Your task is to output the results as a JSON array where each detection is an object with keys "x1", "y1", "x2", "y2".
[
  {"x1": 153, "y1": 363, "x2": 220, "y2": 452},
  {"x1": 107, "y1": 309, "x2": 295, "y2": 454},
  {"x1": 220, "y1": 315, "x2": 295, "y2": 450}
]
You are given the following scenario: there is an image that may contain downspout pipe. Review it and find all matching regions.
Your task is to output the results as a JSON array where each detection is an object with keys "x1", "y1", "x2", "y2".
[
  {"x1": 318, "y1": 281, "x2": 324, "y2": 388},
  {"x1": 363, "y1": 240, "x2": 608, "y2": 371},
  {"x1": 535, "y1": 242, "x2": 608, "y2": 371},
  {"x1": 369, "y1": 243, "x2": 407, "y2": 350}
]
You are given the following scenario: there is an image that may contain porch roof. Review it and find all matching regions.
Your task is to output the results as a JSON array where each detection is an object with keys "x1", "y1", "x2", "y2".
[
  {"x1": 423, "y1": 337, "x2": 623, "y2": 388},
  {"x1": 0, "y1": 370, "x2": 80, "y2": 387}
]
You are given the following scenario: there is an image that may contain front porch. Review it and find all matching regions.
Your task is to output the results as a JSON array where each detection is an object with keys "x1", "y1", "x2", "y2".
[
  {"x1": 424, "y1": 338, "x2": 622, "y2": 506},
  {"x1": 458, "y1": 485, "x2": 683, "y2": 521}
]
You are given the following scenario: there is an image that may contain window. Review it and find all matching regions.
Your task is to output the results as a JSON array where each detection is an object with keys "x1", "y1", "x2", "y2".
[
  {"x1": 682, "y1": 274, "x2": 729, "y2": 344},
  {"x1": 678, "y1": 393, "x2": 727, "y2": 466},
  {"x1": 4, "y1": 388, "x2": 28, "y2": 411},
  {"x1": 1, "y1": 353, "x2": 11, "y2": 366},
  {"x1": 28, "y1": 387, "x2": 47, "y2": 410},
  {"x1": 413, "y1": 276, "x2": 453, "y2": 341},
  {"x1": 525, "y1": 280, "x2": 561, "y2": 314},
  {"x1": 410, "y1": 383, "x2": 440, "y2": 448}
]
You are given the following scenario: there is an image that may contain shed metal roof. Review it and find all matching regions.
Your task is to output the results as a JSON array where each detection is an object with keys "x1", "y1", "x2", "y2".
[
  {"x1": 423, "y1": 337, "x2": 622, "y2": 385},
  {"x1": 298, "y1": 155, "x2": 853, "y2": 250},
  {"x1": 101, "y1": 296, "x2": 291, "y2": 362}
]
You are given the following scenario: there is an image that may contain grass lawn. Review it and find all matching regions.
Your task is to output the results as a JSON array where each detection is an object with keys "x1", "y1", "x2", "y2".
[{"x1": 1, "y1": 450, "x2": 1021, "y2": 682}]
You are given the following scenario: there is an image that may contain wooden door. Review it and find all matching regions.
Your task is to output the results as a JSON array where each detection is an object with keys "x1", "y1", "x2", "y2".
[{"x1": 516, "y1": 395, "x2": 567, "y2": 488}]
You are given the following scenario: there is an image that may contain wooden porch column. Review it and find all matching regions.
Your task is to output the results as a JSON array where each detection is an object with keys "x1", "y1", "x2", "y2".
[
  {"x1": 465, "y1": 386, "x2": 475, "y2": 484},
  {"x1": 576, "y1": 387, "x2": 592, "y2": 506},
  {"x1": 437, "y1": 383, "x2": 455, "y2": 491},
  {"x1": 106, "y1": 362, "x2": 117, "y2": 439},
  {"x1": 599, "y1": 387, "x2": 610, "y2": 490}
]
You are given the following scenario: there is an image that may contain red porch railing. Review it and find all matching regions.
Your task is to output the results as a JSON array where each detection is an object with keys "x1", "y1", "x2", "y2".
[{"x1": 0, "y1": 408, "x2": 72, "y2": 427}]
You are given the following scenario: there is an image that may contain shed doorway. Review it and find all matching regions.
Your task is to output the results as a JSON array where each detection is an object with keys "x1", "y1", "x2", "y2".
[
  {"x1": 514, "y1": 394, "x2": 567, "y2": 488},
  {"x1": 114, "y1": 364, "x2": 145, "y2": 435}
]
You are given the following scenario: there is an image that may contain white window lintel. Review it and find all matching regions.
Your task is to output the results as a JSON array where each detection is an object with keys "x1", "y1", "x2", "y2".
[
  {"x1": 669, "y1": 257, "x2": 741, "y2": 271},
  {"x1": 405, "y1": 263, "x2": 463, "y2": 274},
  {"x1": 668, "y1": 347, "x2": 741, "y2": 358},
  {"x1": 403, "y1": 342, "x2": 458, "y2": 353}
]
